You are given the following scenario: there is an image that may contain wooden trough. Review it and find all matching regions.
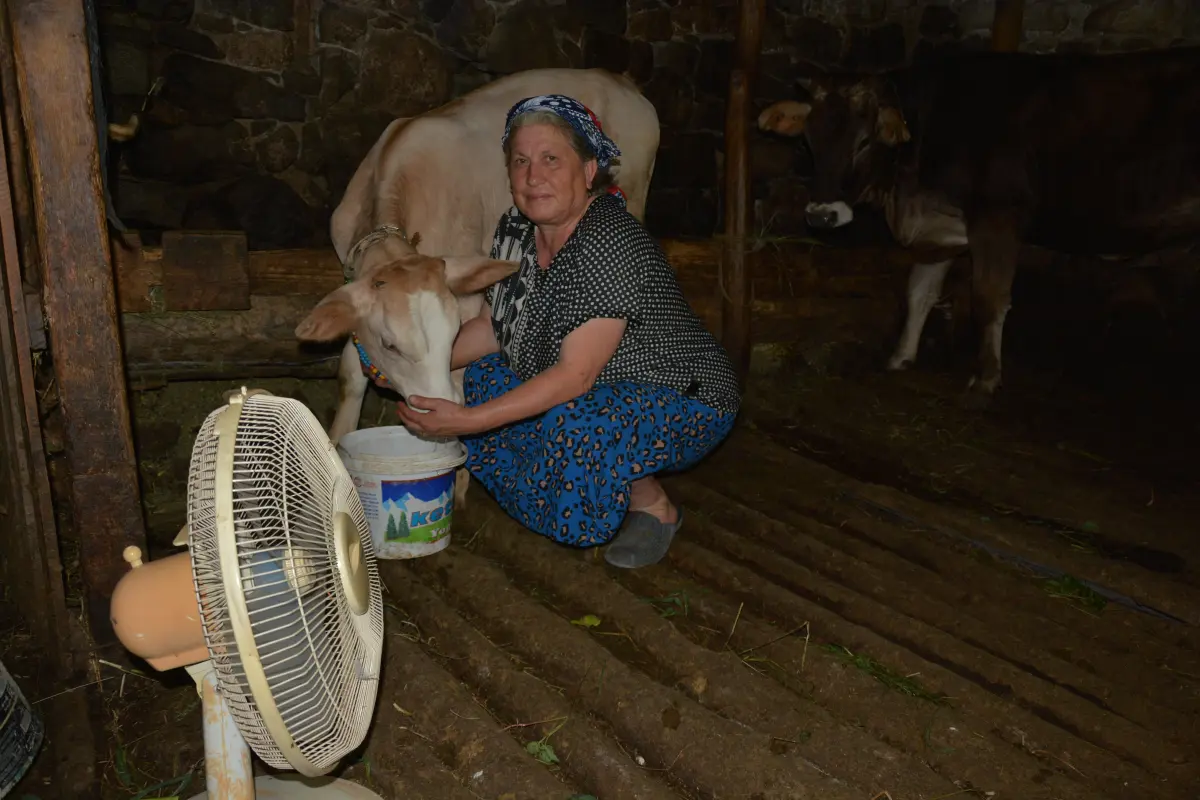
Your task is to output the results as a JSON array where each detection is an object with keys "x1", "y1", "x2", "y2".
[{"x1": 108, "y1": 228, "x2": 913, "y2": 388}]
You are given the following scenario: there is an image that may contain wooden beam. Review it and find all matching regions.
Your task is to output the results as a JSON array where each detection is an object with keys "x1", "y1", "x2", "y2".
[
  {"x1": 11, "y1": 0, "x2": 147, "y2": 645},
  {"x1": 120, "y1": 295, "x2": 344, "y2": 382},
  {"x1": 161, "y1": 230, "x2": 251, "y2": 311},
  {"x1": 117, "y1": 290, "x2": 841, "y2": 384},
  {"x1": 0, "y1": 1, "x2": 39, "y2": 289},
  {"x1": 733, "y1": 0, "x2": 767, "y2": 86},
  {"x1": 112, "y1": 234, "x2": 903, "y2": 384},
  {"x1": 991, "y1": 0, "x2": 1025, "y2": 52},
  {"x1": 721, "y1": 70, "x2": 752, "y2": 378},
  {"x1": 116, "y1": 236, "x2": 957, "y2": 309},
  {"x1": 248, "y1": 246, "x2": 343, "y2": 296},
  {"x1": 721, "y1": 0, "x2": 766, "y2": 385},
  {"x1": 110, "y1": 237, "x2": 731, "y2": 312},
  {"x1": 0, "y1": 64, "x2": 69, "y2": 667}
]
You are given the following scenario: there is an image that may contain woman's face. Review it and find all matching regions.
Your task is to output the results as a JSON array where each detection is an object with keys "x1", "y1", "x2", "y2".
[{"x1": 507, "y1": 122, "x2": 598, "y2": 227}]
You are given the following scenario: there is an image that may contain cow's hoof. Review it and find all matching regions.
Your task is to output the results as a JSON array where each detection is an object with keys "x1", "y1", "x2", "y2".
[
  {"x1": 961, "y1": 379, "x2": 996, "y2": 411},
  {"x1": 886, "y1": 354, "x2": 913, "y2": 371},
  {"x1": 961, "y1": 391, "x2": 992, "y2": 411}
]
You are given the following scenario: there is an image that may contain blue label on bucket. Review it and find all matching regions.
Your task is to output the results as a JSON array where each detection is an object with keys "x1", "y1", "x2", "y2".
[
  {"x1": 381, "y1": 470, "x2": 456, "y2": 544},
  {"x1": 0, "y1": 662, "x2": 44, "y2": 797}
]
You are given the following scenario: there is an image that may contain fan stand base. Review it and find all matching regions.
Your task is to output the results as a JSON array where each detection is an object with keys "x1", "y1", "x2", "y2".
[
  {"x1": 188, "y1": 774, "x2": 384, "y2": 799},
  {"x1": 184, "y1": 662, "x2": 384, "y2": 800}
]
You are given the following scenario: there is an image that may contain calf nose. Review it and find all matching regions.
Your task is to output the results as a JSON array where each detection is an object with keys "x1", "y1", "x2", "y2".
[
  {"x1": 805, "y1": 206, "x2": 838, "y2": 229},
  {"x1": 804, "y1": 201, "x2": 853, "y2": 229}
]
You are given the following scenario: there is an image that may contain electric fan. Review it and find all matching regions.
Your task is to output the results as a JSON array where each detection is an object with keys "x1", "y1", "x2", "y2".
[{"x1": 109, "y1": 388, "x2": 386, "y2": 799}]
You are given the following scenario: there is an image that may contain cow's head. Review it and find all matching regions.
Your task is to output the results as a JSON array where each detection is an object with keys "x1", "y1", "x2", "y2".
[
  {"x1": 295, "y1": 253, "x2": 519, "y2": 403},
  {"x1": 758, "y1": 76, "x2": 911, "y2": 230}
]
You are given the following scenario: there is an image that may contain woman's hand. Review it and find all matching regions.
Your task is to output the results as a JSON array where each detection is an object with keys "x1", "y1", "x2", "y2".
[
  {"x1": 396, "y1": 396, "x2": 483, "y2": 438},
  {"x1": 456, "y1": 317, "x2": 628, "y2": 433}
]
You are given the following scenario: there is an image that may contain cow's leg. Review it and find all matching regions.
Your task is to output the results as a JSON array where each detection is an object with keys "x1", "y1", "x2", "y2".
[
  {"x1": 454, "y1": 467, "x2": 470, "y2": 512},
  {"x1": 329, "y1": 338, "x2": 369, "y2": 444},
  {"x1": 965, "y1": 217, "x2": 1020, "y2": 405},
  {"x1": 449, "y1": 364, "x2": 472, "y2": 511},
  {"x1": 888, "y1": 258, "x2": 953, "y2": 371},
  {"x1": 624, "y1": 153, "x2": 655, "y2": 223}
]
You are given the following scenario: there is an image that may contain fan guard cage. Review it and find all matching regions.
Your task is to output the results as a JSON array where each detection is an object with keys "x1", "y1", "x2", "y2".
[{"x1": 187, "y1": 392, "x2": 384, "y2": 776}]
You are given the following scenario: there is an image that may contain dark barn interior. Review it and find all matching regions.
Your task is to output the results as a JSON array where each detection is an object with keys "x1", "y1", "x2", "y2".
[{"x1": 2, "y1": 0, "x2": 1200, "y2": 798}]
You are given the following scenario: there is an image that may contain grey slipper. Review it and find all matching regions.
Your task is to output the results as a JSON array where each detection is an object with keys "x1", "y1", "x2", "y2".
[{"x1": 604, "y1": 509, "x2": 684, "y2": 569}]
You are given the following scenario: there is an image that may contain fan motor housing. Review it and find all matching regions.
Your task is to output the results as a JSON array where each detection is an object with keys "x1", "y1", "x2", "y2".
[{"x1": 109, "y1": 550, "x2": 209, "y2": 671}]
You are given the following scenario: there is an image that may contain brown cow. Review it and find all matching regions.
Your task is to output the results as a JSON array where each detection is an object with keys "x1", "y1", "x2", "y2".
[{"x1": 758, "y1": 46, "x2": 1200, "y2": 404}]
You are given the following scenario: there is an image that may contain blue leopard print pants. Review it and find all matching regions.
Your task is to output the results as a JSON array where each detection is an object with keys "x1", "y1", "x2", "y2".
[{"x1": 462, "y1": 353, "x2": 736, "y2": 546}]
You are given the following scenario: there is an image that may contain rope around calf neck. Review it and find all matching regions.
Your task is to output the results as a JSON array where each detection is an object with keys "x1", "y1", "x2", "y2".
[{"x1": 343, "y1": 225, "x2": 411, "y2": 391}]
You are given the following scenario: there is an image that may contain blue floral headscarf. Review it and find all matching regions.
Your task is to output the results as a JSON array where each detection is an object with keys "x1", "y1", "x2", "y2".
[
  {"x1": 502, "y1": 94, "x2": 628, "y2": 206},
  {"x1": 503, "y1": 94, "x2": 622, "y2": 167}
]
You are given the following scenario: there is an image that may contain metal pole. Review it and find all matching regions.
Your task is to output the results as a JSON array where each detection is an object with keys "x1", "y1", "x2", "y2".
[{"x1": 188, "y1": 662, "x2": 256, "y2": 800}]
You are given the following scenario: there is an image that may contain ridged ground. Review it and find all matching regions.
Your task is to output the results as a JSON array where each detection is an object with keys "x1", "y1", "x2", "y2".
[{"x1": 352, "y1": 367, "x2": 1200, "y2": 800}]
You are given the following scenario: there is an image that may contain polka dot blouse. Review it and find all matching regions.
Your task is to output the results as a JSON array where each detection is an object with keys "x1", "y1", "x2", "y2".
[{"x1": 484, "y1": 194, "x2": 741, "y2": 415}]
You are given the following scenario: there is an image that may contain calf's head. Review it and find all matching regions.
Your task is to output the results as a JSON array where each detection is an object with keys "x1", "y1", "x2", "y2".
[
  {"x1": 758, "y1": 76, "x2": 910, "y2": 230},
  {"x1": 295, "y1": 254, "x2": 519, "y2": 403}
]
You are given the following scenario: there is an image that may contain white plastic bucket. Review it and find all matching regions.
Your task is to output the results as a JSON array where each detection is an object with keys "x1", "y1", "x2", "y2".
[
  {"x1": 337, "y1": 425, "x2": 468, "y2": 560},
  {"x1": 0, "y1": 658, "x2": 43, "y2": 799}
]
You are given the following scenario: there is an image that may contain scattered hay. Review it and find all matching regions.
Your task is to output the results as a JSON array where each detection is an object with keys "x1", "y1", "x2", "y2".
[
  {"x1": 97, "y1": 668, "x2": 204, "y2": 800},
  {"x1": 1042, "y1": 575, "x2": 1108, "y2": 616},
  {"x1": 821, "y1": 644, "x2": 950, "y2": 706},
  {"x1": 639, "y1": 590, "x2": 690, "y2": 619}
]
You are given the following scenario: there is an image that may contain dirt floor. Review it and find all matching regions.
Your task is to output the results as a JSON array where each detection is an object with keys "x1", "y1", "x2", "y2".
[
  {"x1": 346, "y1": 361, "x2": 1200, "y2": 800},
  {"x1": 6, "y1": 256, "x2": 1200, "y2": 799}
]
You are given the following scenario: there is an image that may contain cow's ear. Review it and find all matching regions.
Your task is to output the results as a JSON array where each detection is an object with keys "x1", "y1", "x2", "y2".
[
  {"x1": 877, "y1": 107, "x2": 911, "y2": 146},
  {"x1": 442, "y1": 257, "x2": 521, "y2": 296},
  {"x1": 757, "y1": 100, "x2": 811, "y2": 137},
  {"x1": 796, "y1": 78, "x2": 826, "y2": 102},
  {"x1": 295, "y1": 283, "x2": 368, "y2": 341}
]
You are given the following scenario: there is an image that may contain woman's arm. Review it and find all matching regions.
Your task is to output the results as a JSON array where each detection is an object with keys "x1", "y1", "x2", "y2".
[
  {"x1": 470, "y1": 316, "x2": 626, "y2": 430},
  {"x1": 450, "y1": 305, "x2": 500, "y2": 370},
  {"x1": 398, "y1": 316, "x2": 626, "y2": 436}
]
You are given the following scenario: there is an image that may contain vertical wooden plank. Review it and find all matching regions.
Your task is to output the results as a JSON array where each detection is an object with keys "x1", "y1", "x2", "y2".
[
  {"x1": 721, "y1": 71, "x2": 752, "y2": 384},
  {"x1": 733, "y1": 0, "x2": 767, "y2": 87},
  {"x1": 0, "y1": 1, "x2": 40, "y2": 288},
  {"x1": 111, "y1": 230, "x2": 160, "y2": 313},
  {"x1": 0, "y1": 106, "x2": 66, "y2": 663},
  {"x1": 991, "y1": 0, "x2": 1025, "y2": 52},
  {"x1": 10, "y1": 0, "x2": 147, "y2": 645},
  {"x1": 720, "y1": 0, "x2": 766, "y2": 386}
]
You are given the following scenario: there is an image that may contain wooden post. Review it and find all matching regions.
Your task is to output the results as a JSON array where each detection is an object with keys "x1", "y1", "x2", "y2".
[
  {"x1": 991, "y1": 0, "x2": 1025, "y2": 52},
  {"x1": 721, "y1": 0, "x2": 766, "y2": 385},
  {"x1": 0, "y1": 1, "x2": 40, "y2": 288},
  {"x1": 721, "y1": 71, "x2": 752, "y2": 384},
  {"x1": 10, "y1": 0, "x2": 148, "y2": 645},
  {"x1": 0, "y1": 67, "x2": 69, "y2": 665}
]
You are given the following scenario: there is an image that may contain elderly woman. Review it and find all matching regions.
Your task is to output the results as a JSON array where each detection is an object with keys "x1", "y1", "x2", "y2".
[{"x1": 397, "y1": 94, "x2": 740, "y2": 569}]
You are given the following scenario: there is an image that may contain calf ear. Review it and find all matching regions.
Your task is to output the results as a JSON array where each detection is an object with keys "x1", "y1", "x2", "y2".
[
  {"x1": 757, "y1": 100, "x2": 811, "y2": 137},
  {"x1": 295, "y1": 283, "x2": 367, "y2": 341},
  {"x1": 795, "y1": 78, "x2": 827, "y2": 102},
  {"x1": 877, "y1": 107, "x2": 911, "y2": 146},
  {"x1": 442, "y1": 256, "x2": 521, "y2": 296}
]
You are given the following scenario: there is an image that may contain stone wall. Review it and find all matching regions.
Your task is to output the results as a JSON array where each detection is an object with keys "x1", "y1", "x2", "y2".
[{"x1": 98, "y1": 0, "x2": 1200, "y2": 245}]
